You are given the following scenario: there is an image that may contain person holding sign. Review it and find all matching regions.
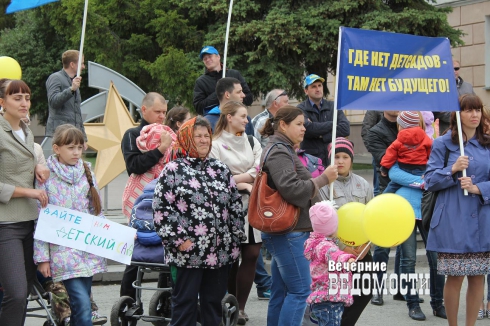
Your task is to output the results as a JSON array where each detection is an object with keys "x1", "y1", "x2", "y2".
[
  {"x1": 34, "y1": 124, "x2": 107, "y2": 326},
  {"x1": 153, "y1": 116, "x2": 246, "y2": 326},
  {"x1": 297, "y1": 74, "x2": 350, "y2": 164},
  {"x1": 0, "y1": 79, "x2": 48, "y2": 326},
  {"x1": 319, "y1": 138, "x2": 374, "y2": 326},
  {"x1": 426, "y1": 94, "x2": 490, "y2": 326}
]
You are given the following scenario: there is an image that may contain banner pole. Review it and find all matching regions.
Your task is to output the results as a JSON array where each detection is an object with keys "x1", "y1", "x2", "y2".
[
  {"x1": 455, "y1": 111, "x2": 468, "y2": 196},
  {"x1": 329, "y1": 27, "x2": 343, "y2": 202},
  {"x1": 77, "y1": 0, "x2": 89, "y2": 77},
  {"x1": 222, "y1": 0, "x2": 234, "y2": 78},
  {"x1": 355, "y1": 241, "x2": 372, "y2": 262}
]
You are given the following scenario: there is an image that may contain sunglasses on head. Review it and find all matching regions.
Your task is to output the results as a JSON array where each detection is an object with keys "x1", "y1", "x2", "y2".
[
  {"x1": 454, "y1": 67, "x2": 460, "y2": 71},
  {"x1": 274, "y1": 91, "x2": 287, "y2": 101}
]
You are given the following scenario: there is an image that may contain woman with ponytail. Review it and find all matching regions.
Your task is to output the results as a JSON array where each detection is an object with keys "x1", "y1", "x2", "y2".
[
  {"x1": 259, "y1": 106, "x2": 338, "y2": 326},
  {"x1": 34, "y1": 124, "x2": 107, "y2": 326}
]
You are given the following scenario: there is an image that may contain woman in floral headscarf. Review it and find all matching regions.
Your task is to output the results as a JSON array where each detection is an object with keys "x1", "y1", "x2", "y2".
[{"x1": 153, "y1": 116, "x2": 246, "y2": 326}]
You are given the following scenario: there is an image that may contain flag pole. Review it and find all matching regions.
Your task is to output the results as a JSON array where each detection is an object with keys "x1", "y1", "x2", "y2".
[
  {"x1": 329, "y1": 27, "x2": 343, "y2": 202},
  {"x1": 222, "y1": 0, "x2": 234, "y2": 78},
  {"x1": 77, "y1": 0, "x2": 89, "y2": 77},
  {"x1": 455, "y1": 111, "x2": 468, "y2": 196}
]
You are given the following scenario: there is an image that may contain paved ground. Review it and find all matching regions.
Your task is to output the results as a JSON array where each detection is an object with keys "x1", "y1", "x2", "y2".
[
  {"x1": 26, "y1": 265, "x2": 479, "y2": 325},
  {"x1": 23, "y1": 163, "x2": 481, "y2": 325}
]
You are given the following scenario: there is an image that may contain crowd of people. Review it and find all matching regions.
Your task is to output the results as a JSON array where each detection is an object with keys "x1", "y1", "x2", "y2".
[{"x1": 0, "y1": 44, "x2": 489, "y2": 326}]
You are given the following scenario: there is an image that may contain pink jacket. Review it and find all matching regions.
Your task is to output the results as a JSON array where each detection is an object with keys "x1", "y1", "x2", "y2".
[{"x1": 304, "y1": 232, "x2": 356, "y2": 306}]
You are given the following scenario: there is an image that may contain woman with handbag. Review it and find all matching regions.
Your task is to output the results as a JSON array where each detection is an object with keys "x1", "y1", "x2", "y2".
[
  {"x1": 209, "y1": 101, "x2": 263, "y2": 324},
  {"x1": 257, "y1": 106, "x2": 337, "y2": 326},
  {"x1": 153, "y1": 116, "x2": 246, "y2": 326},
  {"x1": 318, "y1": 137, "x2": 374, "y2": 326},
  {"x1": 426, "y1": 94, "x2": 490, "y2": 326}
]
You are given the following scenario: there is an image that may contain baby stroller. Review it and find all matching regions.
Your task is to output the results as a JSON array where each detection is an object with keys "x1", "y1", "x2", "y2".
[
  {"x1": 26, "y1": 277, "x2": 58, "y2": 326},
  {"x1": 110, "y1": 179, "x2": 239, "y2": 326},
  {"x1": 110, "y1": 261, "x2": 239, "y2": 326}
]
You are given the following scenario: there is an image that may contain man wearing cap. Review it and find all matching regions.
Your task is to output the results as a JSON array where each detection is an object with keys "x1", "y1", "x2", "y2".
[
  {"x1": 252, "y1": 89, "x2": 289, "y2": 147},
  {"x1": 193, "y1": 46, "x2": 253, "y2": 116},
  {"x1": 297, "y1": 74, "x2": 350, "y2": 164}
]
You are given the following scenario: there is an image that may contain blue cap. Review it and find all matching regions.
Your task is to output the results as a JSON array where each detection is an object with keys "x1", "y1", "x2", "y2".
[
  {"x1": 199, "y1": 46, "x2": 219, "y2": 59},
  {"x1": 303, "y1": 74, "x2": 325, "y2": 88}
]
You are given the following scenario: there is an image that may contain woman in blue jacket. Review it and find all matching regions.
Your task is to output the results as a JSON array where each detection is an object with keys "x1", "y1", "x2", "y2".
[{"x1": 426, "y1": 94, "x2": 490, "y2": 326}]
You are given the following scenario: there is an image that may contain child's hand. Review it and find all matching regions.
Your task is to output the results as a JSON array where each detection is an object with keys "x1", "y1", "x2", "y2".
[
  {"x1": 348, "y1": 258, "x2": 355, "y2": 263},
  {"x1": 35, "y1": 164, "x2": 50, "y2": 184},
  {"x1": 38, "y1": 262, "x2": 51, "y2": 278},
  {"x1": 353, "y1": 243, "x2": 371, "y2": 260}
]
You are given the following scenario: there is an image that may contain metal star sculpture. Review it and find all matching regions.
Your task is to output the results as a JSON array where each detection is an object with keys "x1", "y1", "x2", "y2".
[{"x1": 84, "y1": 82, "x2": 138, "y2": 188}]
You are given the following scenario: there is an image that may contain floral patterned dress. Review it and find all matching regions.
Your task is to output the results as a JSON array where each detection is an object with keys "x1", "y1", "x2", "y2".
[{"x1": 152, "y1": 156, "x2": 246, "y2": 268}]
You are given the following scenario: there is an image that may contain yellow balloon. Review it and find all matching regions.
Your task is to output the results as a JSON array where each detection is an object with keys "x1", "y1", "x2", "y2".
[
  {"x1": 0, "y1": 56, "x2": 22, "y2": 79},
  {"x1": 337, "y1": 202, "x2": 369, "y2": 247},
  {"x1": 362, "y1": 193, "x2": 415, "y2": 248}
]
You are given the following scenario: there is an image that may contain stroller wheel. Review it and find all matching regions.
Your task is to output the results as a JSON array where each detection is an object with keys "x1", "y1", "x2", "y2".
[
  {"x1": 43, "y1": 321, "x2": 55, "y2": 326},
  {"x1": 110, "y1": 296, "x2": 138, "y2": 326},
  {"x1": 221, "y1": 294, "x2": 239, "y2": 326},
  {"x1": 149, "y1": 289, "x2": 172, "y2": 326}
]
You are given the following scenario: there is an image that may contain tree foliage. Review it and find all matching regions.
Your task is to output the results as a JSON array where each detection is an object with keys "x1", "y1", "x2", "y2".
[
  {"x1": 0, "y1": 0, "x2": 462, "y2": 123},
  {"x1": 0, "y1": 9, "x2": 69, "y2": 123}
]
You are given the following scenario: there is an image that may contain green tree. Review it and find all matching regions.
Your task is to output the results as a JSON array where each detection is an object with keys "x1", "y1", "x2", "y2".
[
  {"x1": 0, "y1": 9, "x2": 69, "y2": 123},
  {"x1": 0, "y1": 0, "x2": 463, "y2": 120}
]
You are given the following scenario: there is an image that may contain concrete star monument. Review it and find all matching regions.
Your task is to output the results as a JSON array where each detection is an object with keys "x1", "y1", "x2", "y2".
[{"x1": 84, "y1": 81, "x2": 138, "y2": 189}]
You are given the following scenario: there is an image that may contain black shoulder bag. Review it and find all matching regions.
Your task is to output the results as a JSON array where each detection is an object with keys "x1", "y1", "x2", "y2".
[{"x1": 421, "y1": 148, "x2": 450, "y2": 232}]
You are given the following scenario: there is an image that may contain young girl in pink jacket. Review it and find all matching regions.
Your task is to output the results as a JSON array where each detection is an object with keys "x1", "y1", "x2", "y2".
[
  {"x1": 304, "y1": 201, "x2": 356, "y2": 326},
  {"x1": 34, "y1": 124, "x2": 107, "y2": 326}
]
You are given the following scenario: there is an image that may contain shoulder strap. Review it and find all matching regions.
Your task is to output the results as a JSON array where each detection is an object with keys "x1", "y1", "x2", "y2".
[
  {"x1": 260, "y1": 142, "x2": 295, "y2": 171},
  {"x1": 247, "y1": 135, "x2": 254, "y2": 150},
  {"x1": 443, "y1": 147, "x2": 450, "y2": 168}
]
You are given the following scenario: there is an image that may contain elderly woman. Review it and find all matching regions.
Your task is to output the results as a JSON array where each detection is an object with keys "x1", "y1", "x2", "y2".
[
  {"x1": 259, "y1": 106, "x2": 337, "y2": 326},
  {"x1": 426, "y1": 94, "x2": 490, "y2": 326},
  {"x1": 0, "y1": 79, "x2": 48, "y2": 325},
  {"x1": 153, "y1": 116, "x2": 246, "y2": 326}
]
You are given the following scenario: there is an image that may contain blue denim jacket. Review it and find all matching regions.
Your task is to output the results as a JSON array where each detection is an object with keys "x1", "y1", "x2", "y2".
[{"x1": 426, "y1": 133, "x2": 490, "y2": 254}]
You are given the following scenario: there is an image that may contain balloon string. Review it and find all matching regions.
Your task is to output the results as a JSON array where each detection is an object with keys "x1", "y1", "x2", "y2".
[{"x1": 355, "y1": 241, "x2": 372, "y2": 262}]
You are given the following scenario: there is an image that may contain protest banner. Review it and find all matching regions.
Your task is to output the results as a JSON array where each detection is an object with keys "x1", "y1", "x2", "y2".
[
  {"x1": 329, "y1": 27, "x2": 463, "y2": 199},
  {"x1": 336, "y1": 27, "x2": 460, "y2": 112},
  {"x1": 34, "y1": 204, "x2": 137, "y2": 265}
]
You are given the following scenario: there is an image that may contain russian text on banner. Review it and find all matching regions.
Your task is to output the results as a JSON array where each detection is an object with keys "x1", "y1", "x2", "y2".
[
  {"x1": 336, "y1": 27, "x2": 460, "y2": 112},
  {"x1": 34, "y1": 204, "x2": 137, "y2": 265}
]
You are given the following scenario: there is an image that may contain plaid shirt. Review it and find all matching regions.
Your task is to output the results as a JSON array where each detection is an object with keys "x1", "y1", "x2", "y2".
[{"x1": 251, "y1": 109, "x2": 273, "y2": 148}]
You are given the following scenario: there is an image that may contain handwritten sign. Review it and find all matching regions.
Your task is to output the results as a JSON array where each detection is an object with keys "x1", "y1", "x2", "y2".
[
  {"x1": 336, "y1": 27, "x2": 459, "y2": 112},
  {"x1": 34, "y1": 204, "x2": 137, "y2": 265}
]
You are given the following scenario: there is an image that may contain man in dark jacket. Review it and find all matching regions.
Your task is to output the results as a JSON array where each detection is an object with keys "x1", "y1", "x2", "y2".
[
  {"x1": 297, "y1": 74, "x2": 350, "y2": 165},
  {"x1": 361, "y1": 111, "x2": 383, "y2": 196},
  {"x1": 121, "y1": 92, "x2": 173, "y2": 176},
  {"x1": 120, "y1": 92, "x2": 173, "y2": 300},
  {"x1": 364, "y1": 110, "x2": 399, "y2": 194},
  {"x1": 193, "y1": 46, "x2": 253, "y2": 115}
]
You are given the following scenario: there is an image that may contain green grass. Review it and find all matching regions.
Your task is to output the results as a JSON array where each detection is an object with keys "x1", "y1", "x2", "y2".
[
  {"x1": 352, "y1": 163, "x2": 373, "y2": 170},
  {"x1": 84, "y1": 154, "x2": 97, "y2": 167}
]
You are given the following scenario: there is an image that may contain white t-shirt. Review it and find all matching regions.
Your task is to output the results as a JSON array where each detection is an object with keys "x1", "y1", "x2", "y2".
[{"x1": 13, "y1": 129, "x2": 26, "y2": 142}]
